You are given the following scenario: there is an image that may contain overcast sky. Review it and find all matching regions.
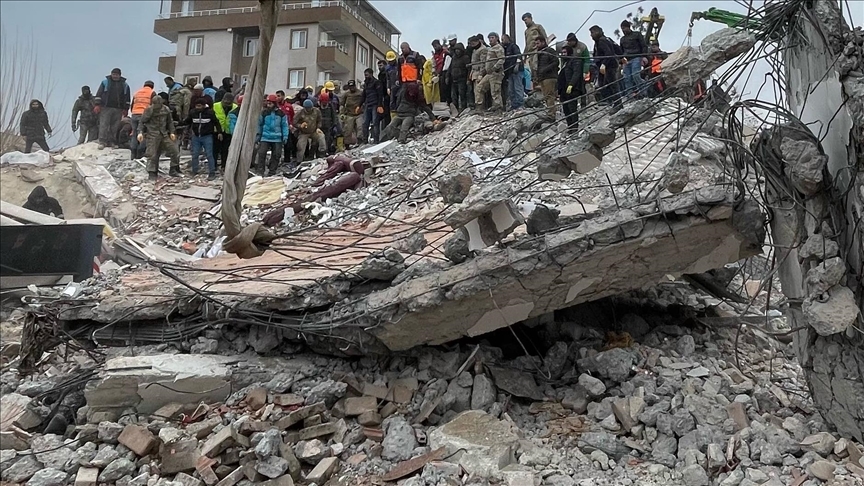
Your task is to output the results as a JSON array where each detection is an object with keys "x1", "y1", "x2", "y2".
[{"x1": 1, "y1": 0, "x2": 861, "y2": 148}]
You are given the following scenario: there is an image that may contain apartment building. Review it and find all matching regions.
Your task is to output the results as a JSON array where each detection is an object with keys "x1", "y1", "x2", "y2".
[{"x1": 155, "y1": 0, "x2": 401, "y2": 94}]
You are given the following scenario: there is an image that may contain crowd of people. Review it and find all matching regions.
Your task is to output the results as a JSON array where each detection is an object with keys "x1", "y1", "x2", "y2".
[{"x1": 19, "y1": 13, "x2": 669, "y2": 182}]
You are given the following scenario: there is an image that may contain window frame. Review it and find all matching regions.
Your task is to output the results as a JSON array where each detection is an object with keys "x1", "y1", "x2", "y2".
[
  {"x1": 186, "y1": 36, "x2": 204, "y2": 56},
  {"x1": 288, "y1": 69, "x2": 306, "y2": 90},
  {"x1": 183, "y1": 74, "x2": 201, "y2": 86},
  {"x1": 243, "y1": 37, "x2": 259, "y2": 57},
  {"x1": 290, "y1": 29, "x2": 308, "y2": 50},
  {"x1": 358, "y1": 44, "x2": 369, "y2": 67},
  {"x1": 181, "y1": 0, "x2": 193, "y2": 15}
]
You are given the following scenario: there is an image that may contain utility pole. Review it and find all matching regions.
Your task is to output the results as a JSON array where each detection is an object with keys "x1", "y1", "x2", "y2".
[{"x1": 502, "y1": 0, "x2": 516, "y2": 40}]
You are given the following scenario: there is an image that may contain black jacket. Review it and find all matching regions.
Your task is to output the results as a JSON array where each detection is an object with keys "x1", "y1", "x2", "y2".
[
  {"x1": 361, "y1": 77, "x2": 383, "y2": 108},
  {"x1": 377, "y1": 69, "x2": 390, "y2": 108},
  {"x1": 449, "y1": 44, "x2": 470, "y2": 81},
  {"x1": 594, "y1": 36, "x2": 620, "y2": 70},
  {"x1": 536, "y1": 46, "x2": 559, "y2": 81},
  {"x1": 23, "y1": 186, "x2": 63, "y2": 218},
  {"x1": 183, "y1": 107, "x2": 221, "y2": 136},
  {"x1": 20, "y1": 100, "x2": 51, "y2": 139},
  {"x1": 96, "y1": 76, "x2": 131, "y2": 110},
  {"x1": 503, "y1": 42, "x2": 522, "y2": 75},
  {"x1": 620, "y1": 31, "x2": 648, "y2": 57},
  {"x1": 214, "y1": 77, "x2": 233, "y2": 103}
]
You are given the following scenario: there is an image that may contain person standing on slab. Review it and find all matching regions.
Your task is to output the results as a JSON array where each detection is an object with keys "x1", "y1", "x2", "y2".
[
  {"x1": 71, "y1": 86, "x2": 98, "y2": 145},
  {"x1": 138, "y1": 93, "x2": 180, "y2": 181},
  {"x1": 95, "y1": 68, "x2": 130, "y2": 149},
  {"x1": 20, "y1": 99, "x2": 51, "y2": 153}
]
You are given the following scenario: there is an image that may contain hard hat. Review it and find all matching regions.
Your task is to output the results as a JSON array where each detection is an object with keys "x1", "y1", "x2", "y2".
[
  {"x1": 319, "y1": 92, "x2": 329, "y2": 103},
  {"x1": 447, "y1": 33, "x2": 457, "y2": 41},
  {"x1": 385, "y1": 51, "x2": 397, "y2": 61},
  {"x1": 305, "y1": 85, "x2": 313, "y2": 92},
  {"x1": 266, "y1": 94, "x2": 279, "y2": 102},
  {"x1": 324, "y1": 81, "x2": 335, "y2": 90}
]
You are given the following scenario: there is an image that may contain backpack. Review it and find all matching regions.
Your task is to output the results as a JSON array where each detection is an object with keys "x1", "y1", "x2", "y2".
[{"x1": 608, "y1": 37, "x2": 624, "y2": 57}]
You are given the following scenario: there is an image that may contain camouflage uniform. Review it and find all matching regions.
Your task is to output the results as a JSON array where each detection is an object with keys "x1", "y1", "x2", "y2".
[
  {"x1": 475, "y1": 42, "x2": 505, "y2": 111},
  {"x1": 71, "y1": 95, "x2": 98, "y2": 144},
  {"x1": 339, "y1": 89, "x2": 363, "y2": 145},
  {"x1": 138, "y1": 96, "x2": 180, "y2": 175},
  {"x1": 294, "y1": 107, "x2": 326, "y2": 163}
]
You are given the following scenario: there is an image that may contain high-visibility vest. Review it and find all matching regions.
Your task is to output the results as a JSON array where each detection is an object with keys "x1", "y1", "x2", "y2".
[
  {"x1": 400, "y1": 55, "x2": 420, "y2": 83},
  {"x1": 131, "y1": 87, "x2": 153, "y2": 115},
  {"x1": 651, "y1": 58, "x2": 662, "y2": 74}
]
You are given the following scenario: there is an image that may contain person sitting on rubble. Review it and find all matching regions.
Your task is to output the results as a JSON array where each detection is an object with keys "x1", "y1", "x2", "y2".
[
  {"x1": 260, "y1": 154, "x2": 365, "y2": 227},
  {"x1": 116, "y1": 116, "x2": 134, "y2": 149},
  {"x1": 380, "y1": 82, "x2": 436, "y2": 144},
  {"x1": 318, "y1": 93, "x2": 341, "y2": 155},
  {"x1": 19, "y1": 99, "x2": 52, "y2": 153},
  {"x1": 294, "y1": 99, "x2": 327, "y2": 165},
  {"x1": 23, "y1": 186, "x2": 63, "y2": 219},
  {"x1": 256, "y1": 94, "x2": 290, "y2": 177},
  {"x1": 138, "y1": 92, "x2": 180, "y2": 181}
]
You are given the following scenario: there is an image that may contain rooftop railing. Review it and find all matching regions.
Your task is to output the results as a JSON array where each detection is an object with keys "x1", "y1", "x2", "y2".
[{"x1": 158, "y1": 1, "x2": 392, "y2": 45}]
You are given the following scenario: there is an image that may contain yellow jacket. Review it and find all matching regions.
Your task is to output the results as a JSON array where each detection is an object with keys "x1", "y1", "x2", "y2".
[{"x1": 422, "y1": 58, "x2": 440, "y2": 104}]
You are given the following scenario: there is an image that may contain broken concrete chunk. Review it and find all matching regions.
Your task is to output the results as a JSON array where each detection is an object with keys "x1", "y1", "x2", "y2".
[
  {"x1": 356, "y1": 249, "x2": 406, "y2": 281},
  {"x1": 799, "y1": 233, "x2": 839, "y2": 260},
  {"x1": 608, "y1": 99, "x2": 658, "y2": 129},
  {"x1": 160, "y1": 438, "x2": 202, "y2": 474},
  {"x1": 806, "y1": 257, "x2": 845, "y2": 297},
  {"x1": 200, "y1": 426, "x2": 249, "y2": 458},
  {"x1": 803, "y1": 285, "x2": 860, "y2": 335},
  {"x1": 661, "y1": 28, "x2": 756, "y2": 88},
  {"x1": 382, "y1": 416, "x2": 418, "y2": 462},
  {"x1": 488, "y1": 367, "x2": 544, "y2": 401},
  {"x1": 74, "y1": 467, "x2": 99, "y2": 486},
  {"x1": 585, "y1": 126, "x2": 616, "y2": 148},
  {"x1": 536, "y1": 155, "x2": 572, "y2": 181},
  {"x1": 428, "y1": 410, "x2": 521, "y2": 478},
  {"x1": 437, "y1": 171, "x2": 474, "y2": 204},
  {"x1": 117, "y1": 424, "x2": 157, "y2": 456},
  {"x1": 306, "y1": 457, "x2": 339, "y2": 484},
  {"x1": 334, "y1": 396, "x2": 378, "y2": 417},
  {"x1": 662, "y1": 152, "x2": 690, "y2": 194},
  {"x1": 780, "y1": 137, "x2": 826, "y2": 195},
  {"x1": 525, "y1": 205, "x2": 560, "y2": 236},
  {"x1": 444, "y1": 183, "x2": 515, "y2": 229},
  {"x1": 276, "y1": 402, "x2": 327, "y2": 430},
  {"x1": 462, "y1": 201, "x2": 525, "y2": 251},
  {"x1": 577, "y1": 348, "x2": 634, "y2": 382}
]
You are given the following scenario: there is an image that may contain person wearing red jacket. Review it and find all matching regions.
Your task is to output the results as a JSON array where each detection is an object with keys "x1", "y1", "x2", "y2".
[{"x1": 276, "y1": 90, "x2": 296, "y2": 167}]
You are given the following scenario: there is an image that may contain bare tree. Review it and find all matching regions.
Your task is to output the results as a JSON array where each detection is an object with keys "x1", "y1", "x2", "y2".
[{"x1": 0, "y1": 24, "x2": 70, "y2": 154}]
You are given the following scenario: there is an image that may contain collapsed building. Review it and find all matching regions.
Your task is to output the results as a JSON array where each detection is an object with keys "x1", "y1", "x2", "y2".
[{"x1": 1, "y1": 1, "x2": 863, "y2": 486}]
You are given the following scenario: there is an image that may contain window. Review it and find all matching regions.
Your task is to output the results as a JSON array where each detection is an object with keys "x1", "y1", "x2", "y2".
[
  {"x1": 288, "y1": 69, "x2": 306, "y2": 90},
  {"x1": 358, "y1": 45, "x2": 369, "y2": 67},
  {"x1": 181, "y1": 0, "x2": 193, "y2": 15},
  {"x1": 291, "y1": 29, "x2": 307, "y2": 50},
  {"x1": 183, "y1": 74, "x2": 200, "y2": 86},
  {"x1": 187, "y1": 36, "x2": 203, "y2": 56},
  {"x1": 243, "y1": 37, "x2": 258, "y2": 57}
]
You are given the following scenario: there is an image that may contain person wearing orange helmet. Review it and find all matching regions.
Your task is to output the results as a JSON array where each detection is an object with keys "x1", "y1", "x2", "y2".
[{"x1": 255, "y1": 94, "x2": 289, "y2": 176}]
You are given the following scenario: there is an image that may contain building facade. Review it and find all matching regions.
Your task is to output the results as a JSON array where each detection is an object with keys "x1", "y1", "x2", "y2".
[{"x1": 155, "y1": 0, "x2": 400, "y2": 94}]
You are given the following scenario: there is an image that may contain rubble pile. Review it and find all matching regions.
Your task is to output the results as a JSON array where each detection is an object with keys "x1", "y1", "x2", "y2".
[{"x1": 2, "y1": 293, "x2": 863, "y2": 486}]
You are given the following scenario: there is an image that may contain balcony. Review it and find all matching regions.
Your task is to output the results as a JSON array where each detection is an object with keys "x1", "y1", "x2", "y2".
[
  {"x1": 155, "y1": 1, "x2": 395, "y2": 48},
  {"x1": 317, "y1": 40, "x2": 352, "y2": 74},
  {"x1": 158, "y1": 54, "x2": 176, "y2": 76}
]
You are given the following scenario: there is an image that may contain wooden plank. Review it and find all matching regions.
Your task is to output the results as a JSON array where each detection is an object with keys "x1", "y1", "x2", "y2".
[
  {"x1": 173, "y1": 186, "x2": 222, "y2": 202},
  {"x1": 381, "y1": 448, "x2": 446, "y2": 482}
]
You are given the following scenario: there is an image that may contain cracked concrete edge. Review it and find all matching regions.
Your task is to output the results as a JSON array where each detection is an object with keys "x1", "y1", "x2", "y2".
[{"x1": 73, "y1": 159, "x2": 137, "y2": 229}]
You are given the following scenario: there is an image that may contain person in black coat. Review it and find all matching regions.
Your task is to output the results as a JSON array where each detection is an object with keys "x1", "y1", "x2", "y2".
[
  {"x1": 20, "y1": 99, "x2": 52, "y2": 153},
  {"x1": 23, "y1": 186, "x2": 63, "y2": 218}
]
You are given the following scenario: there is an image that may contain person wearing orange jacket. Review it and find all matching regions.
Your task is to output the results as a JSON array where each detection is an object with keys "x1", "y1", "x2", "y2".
[{"x1": 129, "y1": 81, "x2": 154, "y2": 159}]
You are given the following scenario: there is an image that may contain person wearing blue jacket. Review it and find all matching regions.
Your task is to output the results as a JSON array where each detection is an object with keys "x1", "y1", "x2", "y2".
[{"x1": 256, "y1": 94, "x2": 289, "y2": 177}]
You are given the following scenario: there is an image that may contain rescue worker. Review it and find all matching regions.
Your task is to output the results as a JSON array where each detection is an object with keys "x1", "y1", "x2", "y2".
[
  {"x1": 534, "y1": 36, "x2": 559, "y2": 121},
  {"x1": 645, "y1": 39, "x2": 667, "y2": 97},
  {"x1": 474, "y1": 32, "x2": 505, "y2": 113},
  {"x1": 202, "y1": 76, "x2": 217, "y2": 100},
  {"x1": 381, "y1": 82, "x2": 436, "y2": 144},
  {"x1": 397, "y1": 42, "x2": 425, "y2": 85},
  {"x1": 377, "y1": 60, "x2": 391, "y2": 130},
  {"x1": 522, "y1": 12, "x2": 548, "y2": 83},
  {"x1": 130, "y1": 81, "x2": 154, "y2": 159},
  {"x1": 560, "y1": 33, "x2": 590, "y2": 131},
  {"x1": 422, "y1": 56, "x2": 440, "y2": 106},
  {"x1": 448, "y1": 42, "x2": 470, "y2": 112},
  {"x1": 501, "y1": 34, "x2": 524, "y2": 110},
  {"x1": 590, "y1": 25, "x2": 623, "y2": 111},
  {"x1": 321, "y1": 81, "x2": 340, "y2": 114},
  {"x1": 468, "y1": 35, "x2": 488, "y2": 110},
  {"x1": 384, "y1": 51, "x2": 400, "y2": 118},
  {"x1": 360, "y1": 68, "x2": 384, "y2": 144},
  {"x1": 23, "y1": 186, "x2": 63, "y2": 218},
  {"x1": 137, "y1": 93, "x2": 180, "y2": 180},
  {"x1": 214, "y1": 77, "x2": 234, "y2": 103},
  {"x1": 95, "y1": 68, "x2": 130, "y2": 149},
  {"x1": 256, "y1": 94, "x2": 289, "y2": 176},
  {"x1": 294, "y1": 99, "x2": 326, "y2": 164},
  {"x1": 164, "y1": 76, "x2": 185, "y2": 121},
  {"x1": 20, "y1": 99, "x2": 51, "y2": 153},
  {"x1": 213, "y1": 93, "x2": 237, "y2": 171},
  {"x1": 71, "y1": 86, "x2": 98, "y2": 145},
  {"x1": 339, "y1": 80, "x2": 363, "y2": 148},
  {"x1": 275, "y1": 90, "x2": 296, "y2": 167},
  {"x1": 431, "y1": 39, "x2": 450, "y2": 104},
  {"x1": 619, "y1": 20, "x2": 649, "y2": 98},
  {"x1": 183, "y1": 97, "x2": 221, "y2": 180},
  {"x1": 318, "y1": 92, "x2": 341, "y2": 155}
]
